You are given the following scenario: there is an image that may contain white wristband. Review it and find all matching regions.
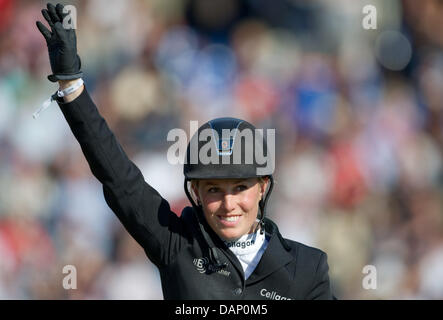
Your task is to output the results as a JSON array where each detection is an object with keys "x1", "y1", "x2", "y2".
[
  {"x1": 56, "y1": 78, "x2": 84, "y2": 98},
  {"x1": 33, "y1": 78, "x2": 84, "y2": 119}
]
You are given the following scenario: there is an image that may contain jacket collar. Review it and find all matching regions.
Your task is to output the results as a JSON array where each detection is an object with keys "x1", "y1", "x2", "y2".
[
  {"x1": 194, "y1": 208, "x2": 295, "y2": 282},
  {"x1": 195, "y1": 208, "x2": 245, "y2": 276},
  {"x1": 245, "y1": 218, "x2": 295, "y2": 284}
]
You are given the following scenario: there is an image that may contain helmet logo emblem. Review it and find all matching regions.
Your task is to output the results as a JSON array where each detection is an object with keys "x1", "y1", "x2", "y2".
[{"x1": 218, "y1": 138, "x2": 233, "y2": 156}]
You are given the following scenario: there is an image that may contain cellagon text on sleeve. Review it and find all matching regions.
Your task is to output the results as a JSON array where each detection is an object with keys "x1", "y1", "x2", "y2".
[{"x1": 56, "y1": 87, "x2": 334, "y2": 300}]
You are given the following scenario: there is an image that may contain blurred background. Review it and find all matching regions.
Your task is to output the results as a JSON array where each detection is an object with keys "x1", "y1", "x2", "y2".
[{"x1": 0, "y1": 0, "x2": 442, "y2": 299}]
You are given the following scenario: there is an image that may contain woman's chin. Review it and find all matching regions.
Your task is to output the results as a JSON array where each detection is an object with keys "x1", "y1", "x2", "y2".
[
  {"x1": 218, "y1": 230, "x2": 243, "y2": 241},
  {"x1": 216, "y1": 223, "x2": 259, "y2": 241}
]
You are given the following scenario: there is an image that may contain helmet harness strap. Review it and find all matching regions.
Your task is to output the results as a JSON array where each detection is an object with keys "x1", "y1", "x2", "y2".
[{"x1": 184, "y1": 179, "x2": 228, "y2": 272}]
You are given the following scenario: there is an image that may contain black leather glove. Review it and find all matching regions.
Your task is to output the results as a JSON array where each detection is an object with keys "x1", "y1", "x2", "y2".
[{"x1": 36, "y1": 3, "x2": 83, "y2": 82}]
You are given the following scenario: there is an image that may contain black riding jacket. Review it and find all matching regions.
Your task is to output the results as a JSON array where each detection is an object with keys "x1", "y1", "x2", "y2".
[{"x1": 56, "y1": 87, "x2": 334, "y2": 300}]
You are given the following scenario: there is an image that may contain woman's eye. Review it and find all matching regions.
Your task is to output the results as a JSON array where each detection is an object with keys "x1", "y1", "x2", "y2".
[
  {"x1": 208, "y1": 187, "x2": 219, "y2": 193},
  {"x1": 235, "y1": 185, "x2": 247, "y2": 192}
]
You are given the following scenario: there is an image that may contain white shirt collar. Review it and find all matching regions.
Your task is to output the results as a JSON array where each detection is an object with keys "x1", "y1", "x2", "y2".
[{"x1": 223, "y1": 228, "x2": 269, "y2": 279}]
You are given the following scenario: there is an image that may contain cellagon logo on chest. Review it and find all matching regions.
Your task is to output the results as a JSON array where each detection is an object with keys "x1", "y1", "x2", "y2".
[
  {"x1": 225, "y1": 238, "x2": 255, "y2": 249},
  {"x1": 193, "y1": 257, "x2": 231, "y2": 277}
]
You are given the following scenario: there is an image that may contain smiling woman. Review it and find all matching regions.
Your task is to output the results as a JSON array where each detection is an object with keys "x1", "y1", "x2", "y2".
[
  {"x1": 36, "y1": 2, "x2": 334, "y2": 300},
  {"x1": 181, "y1": 117, "x2": 277, "y2": 277},
  {"x1": 191, "y1": 177, "x2": 271, "y2": 280},
  {"x1": 191, "y1": 178, "x2": 268, "y2": 240}
]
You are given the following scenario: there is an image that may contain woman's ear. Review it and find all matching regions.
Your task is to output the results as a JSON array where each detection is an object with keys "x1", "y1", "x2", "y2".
[
  {"x1": 190, "y1": 180, "x2": 197, "y2": 195},
  {"x1": 190, "y1": 180, "x2": 201, "y2": 205},
  {"x1": 259, "y1": 177, "x2": 270, "y2": 197}
]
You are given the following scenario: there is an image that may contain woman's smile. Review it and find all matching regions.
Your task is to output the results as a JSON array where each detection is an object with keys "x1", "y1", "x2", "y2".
[{"x1": 192, "y1": 178, "x2": 268, "y2": 241}]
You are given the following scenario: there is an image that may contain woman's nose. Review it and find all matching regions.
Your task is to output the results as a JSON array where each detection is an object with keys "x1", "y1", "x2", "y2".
[{"x1": 222, "y1": 194, "x2": 236, "y2": 212}]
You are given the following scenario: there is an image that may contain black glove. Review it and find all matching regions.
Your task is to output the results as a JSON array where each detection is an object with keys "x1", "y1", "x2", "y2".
[{"x1": 36, "y1": 3, "x2": 83, "y2": 82}]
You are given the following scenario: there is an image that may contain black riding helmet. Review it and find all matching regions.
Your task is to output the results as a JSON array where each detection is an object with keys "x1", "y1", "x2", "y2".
[
  {"x1": 183, "y1": 117, "x2": 275, "y2": 272},
  {"x1": 183, "y1": 117, "x2": 275, "y2": 221}
]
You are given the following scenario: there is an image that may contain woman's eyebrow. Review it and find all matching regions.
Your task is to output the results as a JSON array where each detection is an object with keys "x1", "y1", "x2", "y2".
[
  {"x1": 201, "y1": 181, "x2": 218, "y2": 187},
  {"x1": 232, "y1": 179, "x2": 249, "y2": 184},
  {"x1": 202, "y1": 179, "x2": 246, "y2": 186}
]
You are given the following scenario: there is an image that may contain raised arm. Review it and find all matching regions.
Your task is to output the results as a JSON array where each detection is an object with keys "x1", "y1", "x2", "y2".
[{"x1": 36, "y1": 3, "x2": 184, "y2": 267}]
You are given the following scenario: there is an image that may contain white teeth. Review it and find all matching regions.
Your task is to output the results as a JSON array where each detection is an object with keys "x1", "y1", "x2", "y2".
[{"x1": 220, "y1": 216, "x2": 240, "y2": 222}]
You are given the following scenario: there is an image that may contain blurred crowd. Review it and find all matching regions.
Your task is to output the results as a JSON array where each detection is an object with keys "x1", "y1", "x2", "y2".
[{"x1": 0, "y1": 0, "x2": 442, "y2": 299}]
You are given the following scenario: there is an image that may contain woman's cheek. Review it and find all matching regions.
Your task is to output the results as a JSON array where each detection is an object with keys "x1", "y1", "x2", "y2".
[
  {"x1": 205, "y1": 201, "x2": 220, "y2": 216},
  {"x1": 241, "y1": 191, "x2": 260, "y2": 212}
]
